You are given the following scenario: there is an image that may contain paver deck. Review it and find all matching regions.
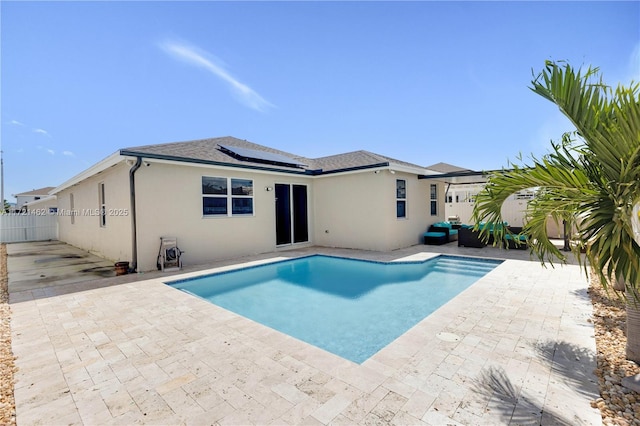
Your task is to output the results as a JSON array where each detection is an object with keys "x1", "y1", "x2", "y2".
[{"x1": 8, "y1": 242, "x2": 602, "y2": 425}]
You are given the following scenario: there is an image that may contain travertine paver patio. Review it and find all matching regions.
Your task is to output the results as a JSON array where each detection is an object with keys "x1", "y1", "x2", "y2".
[{"x1": 9, "y1": 243, "x2": 602, "y2": 425}]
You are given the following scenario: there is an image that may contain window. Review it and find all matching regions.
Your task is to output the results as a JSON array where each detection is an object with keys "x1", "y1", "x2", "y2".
[
  {"x1": 202, "y1": 176, "x2": 253, "y2": 216},
  {"x1": 396, "y1": 179, "x2": 406, "y2": 218},
  {"x1": 202, "y1": 177, "x2": 227, "y2": 215},
  {"x1": 430, "y1": 184, "x2": 437, "y2": 216},
  {"x1": 231, "y1": 178, "x2": 253, "y2": 215},
  {"x1": 99, "y1": 183, "x2": 106, "y2": 227},
  {"x1": 70, "y1": 193, "x2": 75, "y2": 225}
]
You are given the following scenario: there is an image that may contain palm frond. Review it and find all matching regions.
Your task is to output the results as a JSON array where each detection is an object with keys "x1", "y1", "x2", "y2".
[{"x1": 476, "y1": 61, "x2": 640, "y2": 295}]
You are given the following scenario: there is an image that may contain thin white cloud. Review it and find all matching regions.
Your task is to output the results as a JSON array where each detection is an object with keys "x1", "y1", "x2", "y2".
[
  {"x1": 160, "y1": 40, "x2": 275, "y2": 112},
  {"x1": 9, "y1": 120, "x2": 25, "y2": 126},
  {"x1": 33, "y1": 128, "x2": 51, "y2": 137},
  {"x1": 37, "y1": 145, "x2": 55, "y2": 155},
  {"x1": 63, "y1": 151, "x2": 75, "y2": 157}
]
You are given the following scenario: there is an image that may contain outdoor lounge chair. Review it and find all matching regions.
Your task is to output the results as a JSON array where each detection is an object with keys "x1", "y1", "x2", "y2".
[
  {"x1": 457, "y1": 225, "x2": 487, "y2": 248},
  {"x1": 423, "y1": 230, "x2": 447, "y2": 245},
  {"x1": 504, "y1": 226, "x2": 528, "y2": 250},
  {"x1": 423, "y1": 222, "x2": 458, "y2": 245}
]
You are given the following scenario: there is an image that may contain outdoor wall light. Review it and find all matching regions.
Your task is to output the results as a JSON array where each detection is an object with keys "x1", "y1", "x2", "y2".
[
  {"x1": 374, "y1": 170, "x2": 380, "y2": 174},
  {"x1": 265, "y1": 186, "x2": 273, "y2": 191},
  {"x1": 390, "y1": 170, "x2": 396, "y2": 174}
]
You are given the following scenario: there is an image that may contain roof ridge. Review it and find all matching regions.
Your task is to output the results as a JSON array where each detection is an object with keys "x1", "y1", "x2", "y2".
[{"x1": 314, "y1": 149, "x2": 376, "y2": 160}]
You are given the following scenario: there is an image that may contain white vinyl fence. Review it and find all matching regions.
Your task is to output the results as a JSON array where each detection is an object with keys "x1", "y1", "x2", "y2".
[
  {"x1": 444, "y1": 185, "x2": 533, "y2": 228},
  {"x1": 0, "y1": 213, "x2": 58, "y2": 243}
]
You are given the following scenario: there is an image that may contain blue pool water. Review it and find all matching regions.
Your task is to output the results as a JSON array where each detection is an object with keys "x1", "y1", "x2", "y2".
[{"x1": 168, "y1": 255, "x2": 501, "y2": 363}]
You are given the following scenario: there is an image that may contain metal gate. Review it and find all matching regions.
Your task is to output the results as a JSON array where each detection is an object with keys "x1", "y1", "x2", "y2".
[{"x1": 0, "y1": 213, "x2": 58, "y2": 243}]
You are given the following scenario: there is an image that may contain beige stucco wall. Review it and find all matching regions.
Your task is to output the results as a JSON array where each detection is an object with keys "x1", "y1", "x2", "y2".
[
  {"x1": 57, "y1": 162, "x2": 132, "y2": 262},
  {"x1": 133, "y1": 161, "x2": 314, "y2": 271},
  {"x1": 313, "y1": 170, "x2": 442, "y2": 251},
  {"x1": 55, "y1": 158, "x2": 449, "y2": 271}
]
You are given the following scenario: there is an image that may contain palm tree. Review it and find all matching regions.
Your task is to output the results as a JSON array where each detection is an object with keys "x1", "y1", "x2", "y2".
[{"x1": 472, "y1": 61, "x2": 640, "y2": 362}]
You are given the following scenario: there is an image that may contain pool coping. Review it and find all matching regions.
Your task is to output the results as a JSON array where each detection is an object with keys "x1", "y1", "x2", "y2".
[
  {"x1": 165, "y1": 252, "x2": 504, "y2": 285},
  {"x1": 9, "y1": 244, "x2": 602, "y2": 425}
]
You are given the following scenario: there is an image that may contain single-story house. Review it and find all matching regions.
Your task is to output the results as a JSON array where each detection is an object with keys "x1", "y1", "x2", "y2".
[
  {"x1": 12, "y1": 186, "x2": 56, "y2": 211},
  {"x1": 51, "y1": 136, "x2": 448, "y2": 271},
  {"x1": 23, "y1": 195, "x2": 58, "y2": 214}
]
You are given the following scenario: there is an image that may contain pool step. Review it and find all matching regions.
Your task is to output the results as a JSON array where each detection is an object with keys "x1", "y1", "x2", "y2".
[
  {"x1": 432, "y1": 258, "x2": 498, "y2": 275},
  {"x1": 434, "y1": 258, "x2": 498, "y2": 270}
]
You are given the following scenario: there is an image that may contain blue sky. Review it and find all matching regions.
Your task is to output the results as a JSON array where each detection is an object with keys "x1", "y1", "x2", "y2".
[{"x1": 2, "y1": 1, "x2": 639, "y2": 202}]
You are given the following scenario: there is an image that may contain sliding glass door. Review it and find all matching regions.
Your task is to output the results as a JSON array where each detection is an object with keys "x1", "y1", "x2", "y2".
[{"x1": 275, "y1": 184, "x2": 308, "y2": 245}]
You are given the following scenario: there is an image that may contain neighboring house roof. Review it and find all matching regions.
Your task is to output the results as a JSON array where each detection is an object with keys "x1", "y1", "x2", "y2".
[
  {"x1": 425, "y1": 162, "x2": 473, "y2": 174},
  {"x1": 315, "y1": 150, "x2": 425, "y2": 174},
  {"x1": 13, "y1": 186, "x2": 56, "y2": 197},
  {"x1": 421, "y1": 163, "x2": 502, "y2": 185}
]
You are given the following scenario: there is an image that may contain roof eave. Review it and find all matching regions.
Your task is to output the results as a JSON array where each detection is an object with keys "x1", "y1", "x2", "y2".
[
  {"x1": 51, "y1": 152, "x2": 124, "y2": 194},
  {"x1": 318, "y1": 162, "x2": 390, "y2": 176},
  {"x1": 119, "y1": 149, "x2": 314, "y2": 175},
  {"x1": 388, "y1": 164, "x2": 431, "y2": 176},
  {"x1": 417, "y1": 169, "x2": 505, "y2": 184}
]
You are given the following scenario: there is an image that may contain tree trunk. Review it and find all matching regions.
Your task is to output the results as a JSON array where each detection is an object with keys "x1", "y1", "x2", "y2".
[{"x1": 626, "y1": 287, "x2": 640, "y2": 363}]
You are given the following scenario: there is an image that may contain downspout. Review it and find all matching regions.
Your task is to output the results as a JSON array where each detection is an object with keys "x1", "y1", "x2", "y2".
[{"x1": 129, "y1": 156, "x2": 143, "y2": 272}]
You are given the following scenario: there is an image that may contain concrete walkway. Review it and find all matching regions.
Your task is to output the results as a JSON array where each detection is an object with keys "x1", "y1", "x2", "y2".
[{"x1": 8, "y1": 241, "x2": 602, "y2": 425}]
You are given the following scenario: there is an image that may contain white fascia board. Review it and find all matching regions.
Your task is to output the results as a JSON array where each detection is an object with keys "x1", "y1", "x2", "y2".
[
  {"x1": 315, "y1": 164, "x2": 429, "y2": 179},
  {"x1": 51, "y1": 151, "x2": 124, "y2": 194},
  {"x1": 389, "y1": 164, "x2": 432, "y2": 175},
  {"x1": 421, "y1": 169, "x2": 443, "y2": 176}
]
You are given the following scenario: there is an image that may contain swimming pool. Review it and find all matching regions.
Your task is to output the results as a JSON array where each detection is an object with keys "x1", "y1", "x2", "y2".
[{"x1": 168, "y1": 255, "x2": 502, "y2": 363}]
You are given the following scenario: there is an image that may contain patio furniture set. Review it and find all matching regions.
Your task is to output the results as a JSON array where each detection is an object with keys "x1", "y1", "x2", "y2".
[{"x1": 423, "y1": 221, "x2": 528, "y2": 249}]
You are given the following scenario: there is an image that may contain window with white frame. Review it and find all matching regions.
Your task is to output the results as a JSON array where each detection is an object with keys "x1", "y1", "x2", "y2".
[
  {"x1": 202, "y1": 176, "x2": 254, "y2": 216},
  {"x1": 430, "y1": 184, "x2": 437, "y2": 216},
  {"x1": 396, "y1": 179, "x2": 406, "y2": 218}
]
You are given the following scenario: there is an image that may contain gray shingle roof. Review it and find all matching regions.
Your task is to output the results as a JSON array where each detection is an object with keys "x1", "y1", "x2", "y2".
[
  {"x1": 122, "y1": 136, "x2": 426, "y2": 175},
  {"x1": 14, "y1": 186, "x2": 56, "y2": 196},
  {"x1": 425, "y1": 162, "x2": 473, "y2": 174}
]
